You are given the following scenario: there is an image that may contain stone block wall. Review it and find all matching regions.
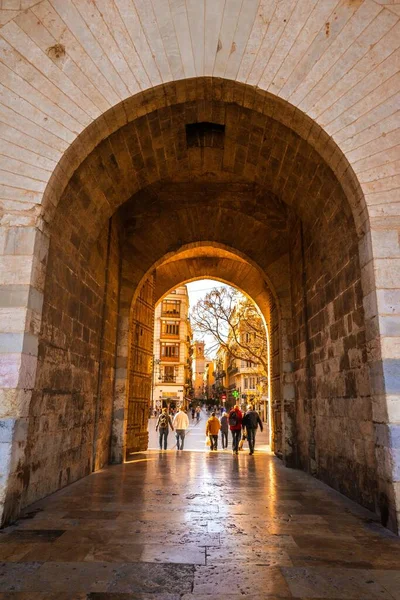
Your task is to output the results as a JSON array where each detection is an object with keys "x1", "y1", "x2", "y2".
[
  {"x1": 0, "y1": 0, "x2": 398, "y2": 529},
  {"x1": 269, "y1": 299, "x2": 281, "y2": 457},
  {"x1": 0, "y1": 72, "x2": 397, "y2": 532},
  {"x1": 93, "y1": 218, "x2": 121, "y2": 471},
  {"x1": 7, "y1": 214, "x2": 121, "y2": 515},
  {"x1": 290, "y1": 208, "x2": 376, "y2": 511}
]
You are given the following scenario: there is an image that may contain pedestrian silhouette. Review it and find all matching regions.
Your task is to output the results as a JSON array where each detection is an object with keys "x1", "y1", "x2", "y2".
[
  {"x1": 155, "y1": 408, "x2": 174, "y2": 450},
  {"x1": 206, "y1": 411, "x2": 221, "y2": 451},
  {"x1": 242, "y1": 404, "x2": 263, "y2": 455},
  {"x1": 228, "y1": 403, "x2": 243, "y2": 455}
]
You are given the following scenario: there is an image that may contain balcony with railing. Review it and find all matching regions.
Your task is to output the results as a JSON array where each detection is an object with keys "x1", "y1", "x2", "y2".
[
  {"x1": 161, "y1": 375, "x2": 176, "y2": 383},
  {"x1": 160, "y1": 332, "x2": 180, "y2": 339},
  {"x1": 161, "y1": 300, "x2": 181, "y2": 318},
  {"x1": 160, "y1": 342, "x2": 180, "y2": 363},
  {"x1": 160, "y1": 354, "x2": 180, "y2": 362},
  {"x1": 161, "y1": 308, "x2": 180, "y2": 316},
  {"x1": 160, "y1": 320, "x2": 180, "y2": 339}
]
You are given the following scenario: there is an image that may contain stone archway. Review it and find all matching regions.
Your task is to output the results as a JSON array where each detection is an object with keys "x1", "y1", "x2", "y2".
[
  {"x1": 0, "y1": 77, "x2": 397, "y2": 535},
  {"x1": 115, "y1": 245, "x2": 288, "y2": 466}
]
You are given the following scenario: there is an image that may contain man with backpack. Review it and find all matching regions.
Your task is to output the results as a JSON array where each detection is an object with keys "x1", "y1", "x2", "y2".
[
  {"x1": 155, "y1": 407, "x2": 174, "y2": 450},
  {"x1": 228, "y1": 403, "x2": 243, "y2": 455},
  {"x1": 242, "y1": 404, "x2": 263, "y2": 455}
]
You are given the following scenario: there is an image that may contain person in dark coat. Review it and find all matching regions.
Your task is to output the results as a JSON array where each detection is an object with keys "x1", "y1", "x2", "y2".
[
  {"x1": 228, "y1": 403, "x2": 243, "y2": 455},
  {"x1": 242, "y1": 404, "x2": 263, "y2": 455},
  {"x1": 219, "y1": 412, "x2": 229, "y2": 449}
]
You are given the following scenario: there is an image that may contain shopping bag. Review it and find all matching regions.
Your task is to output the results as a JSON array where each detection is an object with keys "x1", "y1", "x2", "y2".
[{"x1": 205, "y1": 437, "x2": 211, "y2": 447}]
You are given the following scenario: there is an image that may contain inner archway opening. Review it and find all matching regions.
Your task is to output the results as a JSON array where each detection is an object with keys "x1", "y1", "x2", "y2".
[{"x1": 142, "y1": 279, "x2": 271, "y2": 454}]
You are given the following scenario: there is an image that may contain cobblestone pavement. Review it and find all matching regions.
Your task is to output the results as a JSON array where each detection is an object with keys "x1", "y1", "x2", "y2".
[{"x1": 0, "y1": 448, "x2": 399, "y2": 599}]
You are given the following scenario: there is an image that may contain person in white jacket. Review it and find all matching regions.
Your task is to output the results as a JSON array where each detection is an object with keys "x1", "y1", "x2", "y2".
[{"x1": 173, "y1": 407, "x2": 190, "y2": 450}]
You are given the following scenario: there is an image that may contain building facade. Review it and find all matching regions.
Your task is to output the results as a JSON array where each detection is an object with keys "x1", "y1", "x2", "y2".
[
  {"x1": 225, "y1": 357, "x2": 267, "y2": 421},
  {"x1": 212, "y1": 298, "x2": 268, "y2": 419},
  {"x1": 203, "y1": 359, "x2": 213, "y2": 400},
  {"x1": 192, "y1": 341, "x2": 209, "y2": 400},
  {"x1": 152, "y1": 286, "x2": 192, "y2": 410}
]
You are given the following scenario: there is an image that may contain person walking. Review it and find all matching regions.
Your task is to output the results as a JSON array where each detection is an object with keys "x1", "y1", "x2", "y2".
[
  {"x1": 242, "y1": 404, "x2": 263, "y2": 455},
  {"x1": 195, "y1": 406, "x2": 201, "y2": 423},
  {"x1": 173, "y1": 406, "x2": 190, "y2": 450},
  {"x1": 206, "y1": 412, "x2": 221, "y2": 451},
  {"x1": 191, "y1": 406, "x2": 195, "y2": 421},
  {"x1": 228, "y1": 403, "x2": 243, "y2": 455},
  {"x1": 155, "y1": 408, "x2": 174, "y2": 450},
  {"x1": 219, "y1": 411, "x2": 229, "y2": 449}
]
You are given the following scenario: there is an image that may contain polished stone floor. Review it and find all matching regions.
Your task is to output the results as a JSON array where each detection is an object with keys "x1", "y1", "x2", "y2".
[{"x1": 0, "y1": 448, "x2": 399, "y2": 599}]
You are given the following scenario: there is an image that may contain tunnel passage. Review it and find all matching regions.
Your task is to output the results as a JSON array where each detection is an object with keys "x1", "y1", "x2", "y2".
[
  {"x1": 118, "y1": 249, "x2": 280, "y2": 460},
  {"x1": 5, "y1": 78, "x2": 390, "y2": 531}
]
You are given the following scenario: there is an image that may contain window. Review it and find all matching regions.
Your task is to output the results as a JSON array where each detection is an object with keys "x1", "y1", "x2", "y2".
[
  {"x1": 246, "y1": 360, "x2": 255, "y2": 368},
  {"x1": 244, "y1": 377, "x2": 256, "y2": 390},
  {"x1": 245, "y1": 332, "x2": 256, "y2": 343},
  {"x1": 185, "y1": 122, "x2": 225, "y2": 148},
  {"x1": 163, "y1": 365, "x2": 175, "y2": 382},
  {"x1": 162, "y1": 320, "x2": 179, "y2": 336},
  {"x1": 162, "y1": 300, "x2": 180, "y2": 316},
  {"x1": 161, "y1": 342, "x2": 180, "y2": 359}
]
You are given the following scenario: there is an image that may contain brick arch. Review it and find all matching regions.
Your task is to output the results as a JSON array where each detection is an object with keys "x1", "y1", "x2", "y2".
[
  {"x1": 43, "y1": 78, "x2": 366, "y2": 237},
  {"x1": 113, "y1": 243, "x2": 292, "y2": 465},
  {"x1": 153, "y1": 254, "x2": 291, "y2": 462},
  {"x1": 1, "y1": 79, "x2": 398, "y2": 535}
]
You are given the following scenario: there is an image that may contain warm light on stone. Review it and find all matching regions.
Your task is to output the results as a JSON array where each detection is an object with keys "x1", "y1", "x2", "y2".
[{"x1": 0, "y1": 1, "x2": 398, "y2": 540}]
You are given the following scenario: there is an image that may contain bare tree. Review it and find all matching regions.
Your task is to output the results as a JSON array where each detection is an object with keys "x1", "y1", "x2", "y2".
[{"x1": 190, "y1": 287, "x2": 268, "y2": 375}]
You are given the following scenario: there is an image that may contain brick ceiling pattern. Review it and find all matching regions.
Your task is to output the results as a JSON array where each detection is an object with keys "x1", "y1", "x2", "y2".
[{"x1": 0, "y1": 0, "x2": 397, "y2": 235}]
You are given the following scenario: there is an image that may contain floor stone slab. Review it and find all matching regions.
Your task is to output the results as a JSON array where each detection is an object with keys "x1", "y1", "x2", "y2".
[
  {"x1": 0, "y1": 562, "x2": 42, "y2": 592},
  {"x1": 27, "y1": 562, "x2": 119, "y2": 593},
  {"x1": 193, "y1": 564, "x2": 292, "y2": 596},
  {"x1": 206, "y1": 546, "x2": 293, "y2": 566},
  {"x1": 282, "y1": 566, "x2": 397, "y2": 599},
  {"x1": 0, "y1": 594, "x2": 88, "y2": 599},
  {"x1": 84, "y1": 543, "x2": 206, "y2": 565},
  {"x1": 107, "y1": 563, "x2": 194, "y2": 594},
  {"x1": 0, "y1": 451, "x2": 398, "y2": 597}
]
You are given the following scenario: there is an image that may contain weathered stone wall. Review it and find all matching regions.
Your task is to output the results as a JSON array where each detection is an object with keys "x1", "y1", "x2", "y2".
[
  {"x1": 290, "y1": 209, "x2": 376, "y2": 511},
  {"x1": 6, "y1": 215, "x2": 121, "y2": 517},
  {"x1": 270, "y1": 299, "x2": 281, "y2": 458},
  {"x1": 125, "y1": 277, "x2": 154, "y2": 456},
  {"x1": 0, "y1": 1, "x2": 399, "y2": 530},
  {"x1": 0, "y1": 76, "x2": 397, "y2": 531},
  {"x1": 93, "y1": 219, "x2": 121, "y2": 471}
]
